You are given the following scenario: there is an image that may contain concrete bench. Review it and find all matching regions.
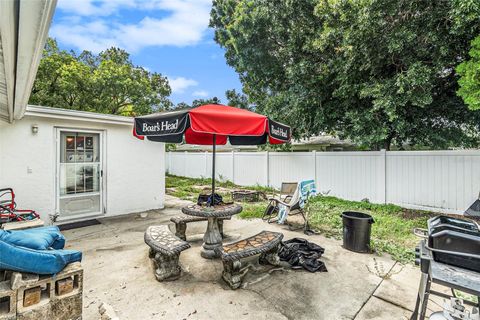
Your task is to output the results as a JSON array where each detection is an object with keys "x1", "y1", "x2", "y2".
[
  {"x1": 144, "y1": 225, "x2": 191, "y2": 281},
  {"x1": 216, "y1": 230, "x2": 283, "y2": 289},
  {"x1": 170, "y1": 215, "x2": 231, "y2": 241}
]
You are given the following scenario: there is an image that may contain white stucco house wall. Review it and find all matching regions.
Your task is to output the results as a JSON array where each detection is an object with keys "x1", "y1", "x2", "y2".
[{"x1": 0, "y1": 0, "x2": 165, "y2": 224}]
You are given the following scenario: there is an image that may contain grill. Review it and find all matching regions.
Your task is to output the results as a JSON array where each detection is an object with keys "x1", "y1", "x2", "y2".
[
  {"x1": 417, "y1": 216, "x2": 480, "y2": 273},
  {"x1": 412, "y1": 215, "x2": 480, "y2": 320}
]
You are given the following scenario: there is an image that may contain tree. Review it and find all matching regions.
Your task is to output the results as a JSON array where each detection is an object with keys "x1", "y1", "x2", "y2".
[
  {"x1": 175, "y1": 102, "x2": 192, "y2": 109},
  {"x1": 191, "y1": 97, "x2": 221, "y2": 107},
  {"x1": 457, "y1": 35, "x2": 480, "y2": 110},
  {"x1": 30, "y1": 38, "x2": 172, "y2": 116},
  {"x1": 226, "y1": 89, "x2": 252, "y2": 110},
  {"x1": 211, "y1": 0, "x2": 480, "y2": 150}
]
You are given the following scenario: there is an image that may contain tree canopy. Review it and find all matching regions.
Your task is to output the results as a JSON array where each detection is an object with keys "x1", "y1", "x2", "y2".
[
  {"x1": 457, "y1": 35, "x2": 480, "y2": 111},
  {"x1": 30, "y1": 38, "x2": 172, "y2": 116},
  {"x1": 211, "y1": 0, "x2": 480, "y2": 149},
  {"x1": 175, "y1": 90, "x2": 252, "y2": 110}
]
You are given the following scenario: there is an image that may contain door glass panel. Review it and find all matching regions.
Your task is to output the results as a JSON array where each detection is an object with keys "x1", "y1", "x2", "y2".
[{"x1": 59, "y1": 132, "x2": 101, "y2": 216}]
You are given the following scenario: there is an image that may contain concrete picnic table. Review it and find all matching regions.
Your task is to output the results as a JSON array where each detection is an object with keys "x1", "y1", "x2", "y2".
[{"x1": 182, "y1": 203, "x2": 242, "y2": 259}]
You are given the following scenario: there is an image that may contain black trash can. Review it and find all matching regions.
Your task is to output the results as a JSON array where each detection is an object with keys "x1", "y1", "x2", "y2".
[{"x1": 342, "y1": 211, "x2": 374, "y2": 253}]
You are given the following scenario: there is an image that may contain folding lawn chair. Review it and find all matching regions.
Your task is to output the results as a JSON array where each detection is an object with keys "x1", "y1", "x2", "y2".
[
  {"x1": 262, "y1": 180, "x2": 316, "y2": 233},
  {"x1": 262, "y1": 182, "x2": 296, "y2": 221}
]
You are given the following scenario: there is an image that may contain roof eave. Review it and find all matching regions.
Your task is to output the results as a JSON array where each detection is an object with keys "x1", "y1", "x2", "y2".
[{"x1": 25, "y1": 105, "x2": 134, "y2": 126}]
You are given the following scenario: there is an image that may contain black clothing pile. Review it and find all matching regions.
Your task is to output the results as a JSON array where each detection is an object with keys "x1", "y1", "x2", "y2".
[
  {"x1": 279, "y1": 238, "x2": 327, "y2": 273},
  {"x1": 197, "y1": 192, "x2": 223, "y2": 206}
]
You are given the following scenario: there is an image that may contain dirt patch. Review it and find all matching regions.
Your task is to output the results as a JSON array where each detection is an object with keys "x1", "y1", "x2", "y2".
[
  {"x1": 399, "y1": 209, "x2": 436, "y2": 220},
  {"x1": 400, "y1": 209, "x2": 480, "y2": 223}
]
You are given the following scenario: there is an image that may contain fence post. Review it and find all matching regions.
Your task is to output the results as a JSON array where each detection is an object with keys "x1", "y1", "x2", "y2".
[
  {"x1": 265, "y1": 151, "x2": 269, "y2": 187},
  {"x1": 182, "y1": 151, "x2": 186, "y2": 177},
  {"x1": 379, "y1": 149, "x2": 387, "y2": 204},
  {"x1": 232, "y1": 151, "x2": 235, "y2": 184},
  {"x1": 312, "y1": 150, "x2": 317, "y2": 184},
  {"x1": 205, "y1": 151, "x2": 208, "y2": 178},
  {"x1": 165, "y1": 151, "x2": 169, "y2": 173}
]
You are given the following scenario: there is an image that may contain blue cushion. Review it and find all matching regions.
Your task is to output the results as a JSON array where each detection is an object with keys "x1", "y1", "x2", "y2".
[
  {"x1": 0, "y1": 239, "x2": 82, "y2": 275},
  {"x1": 20, "y1": 226, "x2": 66, "y2": 249},
  {"x1": 0, "y1": 226, "x2": 65, "y2": 250}
]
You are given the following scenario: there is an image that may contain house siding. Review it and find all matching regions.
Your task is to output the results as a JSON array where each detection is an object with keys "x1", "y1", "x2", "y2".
[{"x1": 0, "y1": 113, "x2": 165, "y2": 223}]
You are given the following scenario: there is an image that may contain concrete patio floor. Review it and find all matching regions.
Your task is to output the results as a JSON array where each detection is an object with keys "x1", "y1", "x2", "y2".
[{"x1": 62, "y1": 196, "x2": 447, "y2": 320}]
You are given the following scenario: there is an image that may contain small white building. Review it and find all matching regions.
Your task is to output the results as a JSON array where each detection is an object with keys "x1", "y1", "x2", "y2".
[{"x1": 0, "y1": 0, "x2": 165, "y2": 224}]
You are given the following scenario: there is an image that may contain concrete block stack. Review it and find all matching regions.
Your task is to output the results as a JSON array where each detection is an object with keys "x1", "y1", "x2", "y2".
[{"x1": 0, "y1": 263, "x2": 83, "y2": 320}]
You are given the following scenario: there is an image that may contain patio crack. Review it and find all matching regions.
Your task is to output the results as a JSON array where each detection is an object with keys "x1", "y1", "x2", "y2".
[{"x1": 352, "y1": 261, "x2": 398, "y2": 320}]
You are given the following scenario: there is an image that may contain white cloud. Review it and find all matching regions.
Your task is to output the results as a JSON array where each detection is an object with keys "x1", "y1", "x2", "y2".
[
  {"x1": 56, "y1": 0, "x2": 137, "y2": 17},
  {"x1": 192, "y1": 90, "x2": 209, "y2": 98},
  {"x1": 51, "y1": 0, "x2": 213, "y2": 53},
  {"x1": 169, "y1": 77, "x2": 198, "y2": 94}
]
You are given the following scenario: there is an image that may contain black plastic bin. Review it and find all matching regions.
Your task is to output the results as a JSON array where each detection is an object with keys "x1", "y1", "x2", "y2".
[{"x1": 342, "y1": 211, "x2": 374, "y2": 253}]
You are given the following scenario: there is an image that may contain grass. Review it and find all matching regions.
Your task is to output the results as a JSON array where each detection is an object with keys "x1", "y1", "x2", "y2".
[
  {"x1": 166, "y1": 174, "x2": 275, "y2": 219},
  {"x1": 166, "y1": 174, "x2": 436, "y2": 263},
  {"x1": 306, "y1": 196, "x2": 433, "y2": 263}
]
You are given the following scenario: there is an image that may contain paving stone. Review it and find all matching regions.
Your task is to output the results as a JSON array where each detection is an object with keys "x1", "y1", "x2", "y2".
[
  {"x1": 372, "y1": 263, "x2": 419, "y2": 311},
  {"x1": 373, "y1": 262, "x2": 450, "y2": 315}
]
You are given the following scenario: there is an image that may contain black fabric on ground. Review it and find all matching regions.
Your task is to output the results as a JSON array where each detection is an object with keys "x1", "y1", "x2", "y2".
[{"x1": 279, "y1": 238, "x2": 328, "y2": 273}]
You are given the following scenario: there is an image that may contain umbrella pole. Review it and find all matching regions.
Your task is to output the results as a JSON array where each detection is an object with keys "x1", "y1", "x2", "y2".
[{"x1": 211, "y1": 134, "x2": 216, "y2": 205}]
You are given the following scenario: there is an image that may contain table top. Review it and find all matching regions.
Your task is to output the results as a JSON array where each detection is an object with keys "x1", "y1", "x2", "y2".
[{"x1": 181, "y1": 203, "x2": 242, "y2": 218}]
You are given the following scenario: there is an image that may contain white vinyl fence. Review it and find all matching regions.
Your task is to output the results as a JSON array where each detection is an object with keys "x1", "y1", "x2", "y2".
[{"x1": 166, "y1": 150, "x2": 480, "y2": 214}]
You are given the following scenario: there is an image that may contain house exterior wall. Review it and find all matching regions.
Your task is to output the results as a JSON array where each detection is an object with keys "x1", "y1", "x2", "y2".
[{"x1": 0, "y1": 114, "x2": 165, "y2": 223}]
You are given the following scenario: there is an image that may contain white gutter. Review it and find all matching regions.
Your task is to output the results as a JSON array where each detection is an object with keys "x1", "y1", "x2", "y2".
[
  {"x1": 0, "y1": 0, "x2": 18, "y2": 123},
  {"x1": 25, "y1": 105, "x2": 134, "y2": 126},
  {"x1": 13, "y1": 0, "x2": 57, "y2": 121}
]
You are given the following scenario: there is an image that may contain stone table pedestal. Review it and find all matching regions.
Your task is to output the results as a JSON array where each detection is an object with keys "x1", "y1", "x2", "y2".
[{"x1": 182, "y1": 203, "x2": 242, "y2": 259}]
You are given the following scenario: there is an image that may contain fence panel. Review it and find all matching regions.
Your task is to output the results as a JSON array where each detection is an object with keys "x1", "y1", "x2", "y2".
[
  {"x1": 208, "y1": 152, "x2": 234, "y2": 182},
  {"x1": 183, "y1": 153, "x2": 207, "y2": 178},
  {"x1": 316, "y1": 151, "x2": 384, "y2": 203},
  {"x1": 166, "y1": 150, "x2": 480, "y2": 213},
  {"x1": 234, "y1": 152, "x2": 267, "y2": 186},
  {"x1": 269, "y1": 153, "x2": 314, "y2": 189},
  {"x1": 386, "y1": 151, "x2": 480, "y2": 212}
]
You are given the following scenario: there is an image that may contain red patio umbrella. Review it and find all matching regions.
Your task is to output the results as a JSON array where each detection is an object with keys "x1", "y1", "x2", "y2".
[{"x1": 133, "y1": 104, "x2": 291, "y2": 203}]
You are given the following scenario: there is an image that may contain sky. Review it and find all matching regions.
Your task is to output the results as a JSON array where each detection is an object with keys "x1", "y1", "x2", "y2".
[{"x1": 49, "y1": 0, "x2": 242, "y2": 105}]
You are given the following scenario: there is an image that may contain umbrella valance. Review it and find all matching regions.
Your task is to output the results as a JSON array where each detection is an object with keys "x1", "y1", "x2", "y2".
[{"x1": 133, "y1": 104, "x2": 291, "y2": 145}]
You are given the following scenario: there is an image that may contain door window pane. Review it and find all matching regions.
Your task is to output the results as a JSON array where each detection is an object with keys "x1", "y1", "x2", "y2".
[{"x1": 59, "y1": 131, "x2": 102, "y2": 217}]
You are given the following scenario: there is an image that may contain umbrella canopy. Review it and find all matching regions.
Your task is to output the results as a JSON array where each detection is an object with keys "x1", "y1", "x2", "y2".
[
  {"x1": 133, "y1": 104, "x2": 291, "y2": 204},
  {"x1": 133, "y1": 104, "x2": 291, "y2": 145}
]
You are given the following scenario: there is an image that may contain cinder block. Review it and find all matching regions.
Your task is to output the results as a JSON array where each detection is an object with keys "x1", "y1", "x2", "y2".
[
  {"x1": 23, "y1": 287, "x2": 41, "y2": 308},
  {"x1": 0, "y1": 281, "x2": 16, "y2": 320},
  {"x1": 14, "y1": 262, "x2": 83, "y2": 320},
  {"x1": 17, "y1": 281, "x2": 51, "y2": 313},
  {"x1": 16, "y1": 293, "x2": 82, "y2": 320},
  {"x1": 10, "y1": 273, "x2": 39, "y2": 291},
  {"x1": 55, "y1": 278, "x2": 73, "y2": 296}
]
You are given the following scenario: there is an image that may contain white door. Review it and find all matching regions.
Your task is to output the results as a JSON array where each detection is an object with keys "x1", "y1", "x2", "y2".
[{"x1": 56, "y1": 129, "x2": 104, "y2": 219}]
